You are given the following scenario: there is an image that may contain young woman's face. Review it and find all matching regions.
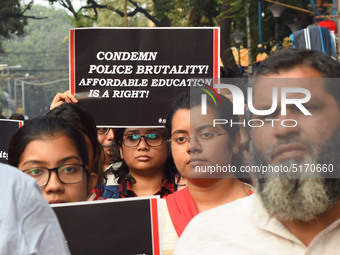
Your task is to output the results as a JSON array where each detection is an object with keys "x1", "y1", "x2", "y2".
[
  {"x1": 170, "y1": 106, "x2": 235, "y2": 179},
  {"x1": 18, "y1": 135, "x2": 97, "y2": 204},
  {"x1": 170, "y1": 109, "x2": 191, "y2": 177},
  {"x1": 119, "y1": 128, "x2": 168, "y2": 174}
]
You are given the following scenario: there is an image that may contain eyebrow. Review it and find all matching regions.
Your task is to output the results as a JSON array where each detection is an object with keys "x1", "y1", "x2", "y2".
[
  {"x1": 57, "y1": 156, "x2": 82, "y2": 165},
  {"x1": 125, "y1": 129, "x2": 163, "y2": 134},
  {"x1": 146, "y1": 129, "x2": 163, "y2": 132},
  {"x1": 21, "y1": 160, "x2": 46, "y2": 167},
  {"x1": 171, "y1": 129, "x2": 189, "y2": 136},
  {"x1": 124, "y1": 129, "x2": 139, "y2": 133},
  {"x1": 196, "y1": 124, "x2": 215, "y2": 132},
  {"x1": 21, "y1": 156, "x2": 82, "y2": 167}
]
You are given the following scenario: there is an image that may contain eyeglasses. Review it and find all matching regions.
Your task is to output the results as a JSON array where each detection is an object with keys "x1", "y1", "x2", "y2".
[
  {"x1": 169, "y1": 132, "x2": 228, "y2": 146},
  {"x1": 97, "y1": 128, "x2": 111, "y2": 135},
  {"x1": 22, "y1": 164, "x2": 88, "y2": 187},
  {"x1": 122, "y1": 133, "x2": 165, "y2": 147}
]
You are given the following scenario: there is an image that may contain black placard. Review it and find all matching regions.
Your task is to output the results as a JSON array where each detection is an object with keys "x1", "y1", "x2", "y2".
[
  {"x1": 52, "y1": 197, "x2": 160, "y2": 255},
  {"x1": 70, "y1": 28, "x2": 219, "y2": 127},
  {"x1": 0, "y1": 119, "x2": 23, "y2": 163}
]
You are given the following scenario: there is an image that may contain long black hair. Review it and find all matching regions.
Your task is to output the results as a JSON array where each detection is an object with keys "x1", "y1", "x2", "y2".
[
  {"x1": 113, "y1": 128, "x2": 177, "y2": 184},
  {"x1": 8, "y1": 115, "x2": 89, "y2": 169},
  {"x1": 46, "y1": 103, "x2": 103, "y2": 184}
]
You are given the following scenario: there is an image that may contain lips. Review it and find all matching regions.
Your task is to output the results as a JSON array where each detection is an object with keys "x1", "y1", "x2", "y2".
[
  {"x1": 272, "y1": 143, "x2": 307, "y2": 162},
  {"x1": 189, "y1": 158, "x2": 207, "y2": 166},
  {"x1": 136, "y1": 155, "x2": 151, "y2": 161}
]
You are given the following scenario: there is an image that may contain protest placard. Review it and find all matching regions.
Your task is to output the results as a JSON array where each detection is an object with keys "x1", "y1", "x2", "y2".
[
  {"x1": 70, "y1": 27, "x2": 219, "y2": 127},
  {"x1": 0, "y1": 119, "x2": 23, "y2": 163},
  {"x1": 52, "y1": 196, "x2": 161, "y2": 255}
]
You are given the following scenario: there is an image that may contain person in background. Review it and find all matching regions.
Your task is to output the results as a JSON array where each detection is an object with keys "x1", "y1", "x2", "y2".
[
  {"x1": 50, "y1": 90, "x2": 78, "y2": 109},
  {"x1": 0, "y1": 162, "x2": 70, "y2": 254},
  {"x1": 160, "y1": 91, "x2": 253, "y2": 254},
  {"x1": 9, "y1": 113, "x2": 25, "y2": 121},
  {"x1": 50, "y1": 92, "x2": 178, "y2": 199},
  {"x1": 97, "y1": 127, "x2": 122, "y2": 198},
  {"x1": 175, "y1": 49, "x2": 340, "y2": 254},
  {"x1": 49, "y1": 91, "x2": 121, "y2": 193},
  {"x1": 8, "y1": 115, "x2": 99, "y2": 203},
  {"x1": 46, "y1": 103, "x2": 105, "y2": 197},
  {"x1": 97, "y1": 127, "x2": 121, "y2": 171},
  {"x1": 219, "y1": 65, "x2": 252, "y2": 179},
  {"x1": 103, "y1": 127, "x2": 178, "y2": 198}
]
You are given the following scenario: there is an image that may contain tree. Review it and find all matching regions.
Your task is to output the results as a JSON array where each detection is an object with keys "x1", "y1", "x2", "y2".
[
  {"x1": 42, "y1": 0, "x2": 241, "y2": 75},
  {"x1": 45, "y1": 0, "x2": 319, "y2": 76},
  {"x1": 96, "y1": 0, "x2": 148, "y2": 27},
  {"x1": 2, "y1": 5, "x2": 71, "y2": 75},
  {"x1": 0, "y1": 0, "x2": 34, "y2": 51},
  {"x1": 1, "y1": 5, "x2": 72, "y2": 118}
]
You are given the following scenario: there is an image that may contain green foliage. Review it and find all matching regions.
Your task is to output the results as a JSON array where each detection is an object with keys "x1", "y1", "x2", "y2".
[
  {"x1": 96, "y1": 0, "x2": 148, "y2": 27},
  {"x1": 1, "y1": 5, "x2": 72, "y2": 118},
  {"x1": 2, "y1": 5, "x2": 71, "y2": 74},
  {"x1": 163, "y1": 0, "x2": 190, "y2": 26},
  {"x1": 162, "y1": 0, "x2": 220, "y2": 26},
  {"x1": 72, "y1": 13, "x2": 96, "y2": 27},
  {"x1": 52, "y1": 0, "x2": 221, "y2": 27},
  {"x1": 153, "y1": 0, "x2": 174, "y2": 22},
  {"x1": 149, "y1": 0, "x2": 220, "y2": 26},
  {"x1": 39, "y1": 0, "x2": 320, "y2": 74},
  {"x1": 190, "y1": 0, "x2": 219, "y2": 19},
  {"x1": 0, "y1": 0, "x2": 29, "y2": 51}
]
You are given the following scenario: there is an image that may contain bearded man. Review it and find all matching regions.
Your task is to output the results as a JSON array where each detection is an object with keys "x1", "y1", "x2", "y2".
[{"x1": 174, "y1": 49, "x2": 340, "y2": 254}]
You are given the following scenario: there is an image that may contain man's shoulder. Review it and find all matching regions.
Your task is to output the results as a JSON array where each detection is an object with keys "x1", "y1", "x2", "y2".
[
  {"x1": 182, "y1": 195, "x2": 254, "y2": 237},
  {"x1": 1, "y1": 163, "x2": 43, "y2": 204},
  {"x1": 0, "y1": 163, "x2": 36, "y2": 186},
  {"x1": 0, "y1": 162, "x2": 20, "y2": 175},
  {"x1": 194, "y1": 195, "x2": 254, "y2": 224},
  {"x1": 174, "y1": 196, "x2": 256, "y2": 255}
]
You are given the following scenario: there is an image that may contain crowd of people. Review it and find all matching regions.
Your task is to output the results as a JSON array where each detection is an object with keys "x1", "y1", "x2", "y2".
[{"x1": 1, "y1": 48, "x2": 340, "y2": 254}]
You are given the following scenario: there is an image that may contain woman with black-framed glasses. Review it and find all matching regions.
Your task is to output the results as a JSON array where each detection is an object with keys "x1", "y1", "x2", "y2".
[
  {"x1": 8, "y1": 115, "x2": 99, "y2": 204},
  {"x1": 102, "y1": 127, "x2": 178, "y2": 198}
]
